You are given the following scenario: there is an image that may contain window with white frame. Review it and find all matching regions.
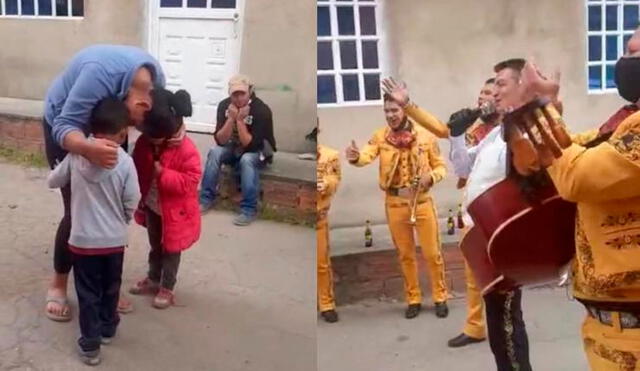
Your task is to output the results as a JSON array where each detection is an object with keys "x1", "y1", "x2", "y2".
[
  {"x1": 317, "y1": 0, "x2": 382, "y2": 106},
  {"x1": 587, "y1": 0, "x2": 640, "y2": 92},
  {"x1": 0, "y1": 0, "x2": 83, "y2": 17}
]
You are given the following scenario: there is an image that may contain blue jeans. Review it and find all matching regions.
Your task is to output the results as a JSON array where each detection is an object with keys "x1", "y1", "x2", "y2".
[{"x1": 199, "y1": 145, "x2": 263, "y2": 216}]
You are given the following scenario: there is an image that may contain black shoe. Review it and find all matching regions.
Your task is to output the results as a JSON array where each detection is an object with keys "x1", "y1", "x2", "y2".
[
  {"x1": 321, "y1": 310, "x2": 339, "y2": 323},
  {"x1": 447, "y1": 333, "x2": 485, "y2": 348},
  {"x1": 405, "y1": 303, "x2": 422, "y2": 319},
  {"x1": 435, "y1": 302, "x2": 449, "y2": 318}
]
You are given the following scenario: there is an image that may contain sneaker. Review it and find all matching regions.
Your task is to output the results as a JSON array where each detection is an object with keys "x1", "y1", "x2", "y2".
[
  {"x1": 233, "y1": 213, "x2": 256, "y2": 226},
  {"x1": 320, "y1": 310, "x2": 339, "y2": 323},
  {"x1": 152, "y1": 288, "x2": 175, "y2": 309},
  {"x1": 435, "y1": 302, "x2": 449, "y2": 318},
  {"x1": 405, "y1": 303, "x2": 422, "y2": 319},
  {"x1": 78, "y1": 348, "x2": 101, "y2": 366},
  {"x1": 101, "y1": 336, "x2": 114, "y2": 345},
  {"x1": 129, "y1": 278, "x2": 160, "y2": 296}
]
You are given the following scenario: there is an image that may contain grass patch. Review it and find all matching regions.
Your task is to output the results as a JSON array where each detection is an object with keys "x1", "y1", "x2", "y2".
[
  {"x1": 0, "y1": 146, "x2": 47, "y2": 168},
  {"x1": 215, "y1": 198, "x2": 315, "y2": 227}
]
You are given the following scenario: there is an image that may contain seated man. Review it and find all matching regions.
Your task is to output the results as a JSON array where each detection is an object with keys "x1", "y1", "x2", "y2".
[{"x1": 199, "y1": 74, "x2": 277, "y2": 226}]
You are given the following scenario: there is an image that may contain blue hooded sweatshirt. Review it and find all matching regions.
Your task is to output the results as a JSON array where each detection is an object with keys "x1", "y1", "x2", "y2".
[{"x1": 44, "y1": 44, "x2": 166, "y2": 146}]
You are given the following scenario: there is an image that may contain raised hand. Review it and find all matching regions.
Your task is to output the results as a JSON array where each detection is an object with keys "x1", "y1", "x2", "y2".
[
  {"x1": 519, "y1": 59, "x2": 560, "y2": 103},
  {"x1": 381, "y1": 77, "x2": 410, "y2": 106}
]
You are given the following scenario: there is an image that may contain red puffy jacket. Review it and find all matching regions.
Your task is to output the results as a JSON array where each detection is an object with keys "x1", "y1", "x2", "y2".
[{"x1": 132, "y1": 135, "x2": 202, "y2": 253}]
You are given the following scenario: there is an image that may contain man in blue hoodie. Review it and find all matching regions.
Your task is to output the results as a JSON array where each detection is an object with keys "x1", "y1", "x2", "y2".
[{"x1": 43, "y1": 45, "x2": 166, "y2": 322}]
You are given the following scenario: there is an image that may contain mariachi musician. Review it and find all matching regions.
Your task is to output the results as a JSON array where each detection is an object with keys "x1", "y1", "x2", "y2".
[
  {"x1": 447, "y1": 78, "x2": 501, "y2": 348},
  {"x1": 345, "y1": 93, "x2": 449, "y2": 320},
  {"x1": 317, "y1": 123, "x2": 342, "y2": 323},
  {"x1": 382, "y1": 63, "x2": 541, "y2": 370},
  {"x1": 527, "y1": 41, "x2": 640, "y2": 369}
]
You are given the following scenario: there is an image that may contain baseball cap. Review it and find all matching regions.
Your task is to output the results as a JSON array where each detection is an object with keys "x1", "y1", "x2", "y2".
[{"x1": 228, "y1": 74, "x2": 252, "y2": 94}]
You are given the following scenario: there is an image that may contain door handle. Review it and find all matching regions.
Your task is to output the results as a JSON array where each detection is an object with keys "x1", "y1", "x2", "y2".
[{"x1": 233, "y1": 12, "x2": 240, "y2": 39}]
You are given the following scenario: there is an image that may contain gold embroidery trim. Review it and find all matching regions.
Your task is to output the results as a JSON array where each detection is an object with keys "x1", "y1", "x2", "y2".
[{"x1": 584, "y1": 337, "x2": 638, "y2": 371}]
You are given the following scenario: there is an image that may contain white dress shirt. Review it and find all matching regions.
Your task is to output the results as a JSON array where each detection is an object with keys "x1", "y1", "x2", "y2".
[{"x1": 449, "y1": 125, "x2": 508, "y2": 226}]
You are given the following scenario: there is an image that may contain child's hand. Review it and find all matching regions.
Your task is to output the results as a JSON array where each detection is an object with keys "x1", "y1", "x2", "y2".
[{"x1": 153, "y1": 161, "x2": 163, "y2": 176}]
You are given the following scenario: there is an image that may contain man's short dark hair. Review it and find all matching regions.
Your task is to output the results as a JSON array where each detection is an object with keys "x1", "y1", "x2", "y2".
[
  {"x1": 493, "y1": 58, "x2": 526, "y2": 74},
  {"x1": 485, "y1": 78, "x2": 496, "y2": 84},
  {"x1": 90, "y1": 98, "x2": 130, "y2": 135},
  {"x1": 383, "y1": 93, "x2": 400, "y2": 104}
]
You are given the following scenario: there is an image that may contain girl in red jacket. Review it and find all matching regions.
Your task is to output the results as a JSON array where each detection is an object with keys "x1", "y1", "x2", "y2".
[{"x1": 130, "y1": 88, "x2": 202, "y2": 309}]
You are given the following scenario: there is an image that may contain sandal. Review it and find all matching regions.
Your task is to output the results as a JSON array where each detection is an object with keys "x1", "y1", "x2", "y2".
[{"x1": 45, "y1": 296, "x2": 72, "y2": 322}]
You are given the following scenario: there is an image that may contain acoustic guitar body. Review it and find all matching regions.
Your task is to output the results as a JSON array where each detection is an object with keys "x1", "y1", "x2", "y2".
[{"x1": 462, "y1": 177, "x2": 576, "y2": 294}]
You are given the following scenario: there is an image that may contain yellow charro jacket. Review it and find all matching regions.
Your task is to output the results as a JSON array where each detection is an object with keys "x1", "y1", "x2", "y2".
[
  {"x1": 317, "y1": 145, "x2": 341, "y2": 217},
  {"x1": 547, "y1": 111, "x2": 640, "y2": 303},
  {"x1": 351, "y1": 122, "x2": 446, "y2": 192}
]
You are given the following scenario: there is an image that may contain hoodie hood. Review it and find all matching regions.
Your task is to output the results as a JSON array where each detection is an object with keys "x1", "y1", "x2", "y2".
[{"x1": 77, "y1": 138, "x2": 125, "y2": 183}]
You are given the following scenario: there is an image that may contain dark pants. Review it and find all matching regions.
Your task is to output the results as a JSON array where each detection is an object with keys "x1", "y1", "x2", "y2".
[
  {"x1": 43, "y1": 119, "x2": 128, "y2": 274},
  {"x1": 72, "y1": 252, "x2": 124, "y2": 352},
  {"x1": 484, "y1": 288, "x2": 532, "y2": 371},
  {"x1": 199, "y1": 145, "x2": 264, "y2": 216},
  {"x1": 146, "y1": 208, "x2": 181, "y2": 290}
]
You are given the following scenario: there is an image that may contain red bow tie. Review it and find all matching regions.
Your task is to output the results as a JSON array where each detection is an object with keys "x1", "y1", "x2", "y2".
[{"x1": 386, "y1": 130, "x2": 415, "y2": 149}]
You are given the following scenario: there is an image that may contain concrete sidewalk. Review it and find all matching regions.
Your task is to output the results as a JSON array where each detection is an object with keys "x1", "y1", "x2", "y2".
[
  {"x1": 318, "y1": 287, "x2": 589, "y2": 371},
  {"x1": 0, "y1": 161, "x2": 315, "y2": 370}
]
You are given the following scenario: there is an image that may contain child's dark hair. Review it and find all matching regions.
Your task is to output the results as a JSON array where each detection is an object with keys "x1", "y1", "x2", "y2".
[
  {"x1": 90, "y1": 98, "x2": 130, "y2": 135},
  {"x1": 143, "y1": 88, "x2": 192, "y2": 139}
]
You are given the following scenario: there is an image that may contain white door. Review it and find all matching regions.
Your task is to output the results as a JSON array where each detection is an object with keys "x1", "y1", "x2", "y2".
[{"x1": 148, "y1": 0, "x2": 245, "y2": 133}]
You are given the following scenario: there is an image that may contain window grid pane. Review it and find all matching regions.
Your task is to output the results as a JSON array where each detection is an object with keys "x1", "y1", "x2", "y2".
[
  {"x1": 6, "y1": 0, "x2": 17, "y2": 15},
  {"x1": 318, "y1": 75, "x2": 337, "y2": 104},
  {"x1": 21, "y1": 0, "x2": 34, "y2": 15},
  {"x1": 211, "y1": 0, "x2": 235, "y2": 8},
  {"x1": 38, "y1": 0, "x2": 52, "y2": 15},
  {"x1": 55, "y1": 0, "x2": 68, "y2": 16},
  {"x1": 587, "y1": 0, "x2": 640, "y2": 93},
  {"x1": 317, "y1": 0, "x2": 381, "y2": 105},
  {"x1": 71, "y1": 0, "x2": 82, "y2": 16},
  {"x1": 318, "y1": 6, "x2": 331, "y2": 36},
  {"x1": 161, "y1": 0, "x2": 182, "y2": 7},
  {"x1": 318, "y1": 41, "x2": 334, "y2": 70}
]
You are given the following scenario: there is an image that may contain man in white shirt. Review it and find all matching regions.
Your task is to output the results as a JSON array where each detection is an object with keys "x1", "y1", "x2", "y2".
[{"x1": 448, "y1": 59, "x2": 536, "y2": 371}]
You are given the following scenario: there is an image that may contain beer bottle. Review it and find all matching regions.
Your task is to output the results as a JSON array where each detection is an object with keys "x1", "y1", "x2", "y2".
[
  {"x1": 365, "y1": 220, "x2": 373, "y2": 247},
  {"x1": 447, "y1": 209, "x2": 455, "y2": 235},
  {"x1": 457, "y1": 203, "x2": 465, "y2": 229}
]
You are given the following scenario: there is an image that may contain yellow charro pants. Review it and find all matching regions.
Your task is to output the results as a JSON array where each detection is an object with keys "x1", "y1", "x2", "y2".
[
  {"x1": 317, "y1": 216, "x2": 335, "y2": 312},
  {"x1": 385, "y1": 194, "x2": 448, "y2": 305},
  {"x1": 462, "y1": 260, "x2": 486, "y2": 339},
  {"x1": 582, "y1": 314, "x2": 640, "y2": 370}
]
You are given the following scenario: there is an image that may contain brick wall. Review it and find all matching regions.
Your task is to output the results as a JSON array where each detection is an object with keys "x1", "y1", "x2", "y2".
[
  {"x1": 0, "y1": 114, "x2": 45, "y2": 155},
  {"x1": 0, "y1": 114, "x2": 316, "y2": 224},
  {"x1": 332, "y1": 242, "x2": 467, "y2": 305},
  {"x1": 217, "y1": 171, "x2": 316, "y2": 224}
]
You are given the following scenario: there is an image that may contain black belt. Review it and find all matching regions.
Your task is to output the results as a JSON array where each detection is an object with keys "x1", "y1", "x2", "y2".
[
  {"x1": 387, "y1": 187, "x2": 426, "y2": 197},
  {"x1": 584, "y1": 305, "x2": 640, "y2": 329}
]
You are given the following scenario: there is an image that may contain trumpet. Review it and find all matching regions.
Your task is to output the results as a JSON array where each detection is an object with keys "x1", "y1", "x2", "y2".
[{"x1": 409, "y1": 148, "x2": 424, "y2": 225}]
